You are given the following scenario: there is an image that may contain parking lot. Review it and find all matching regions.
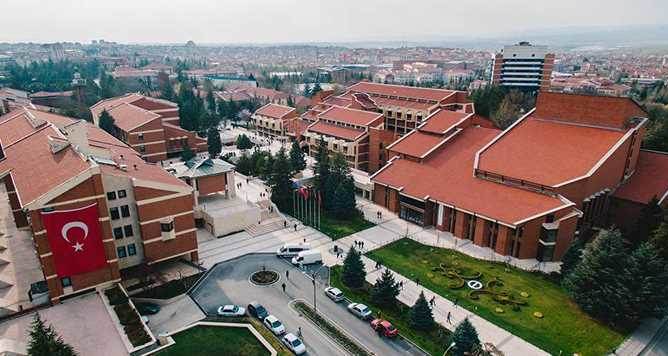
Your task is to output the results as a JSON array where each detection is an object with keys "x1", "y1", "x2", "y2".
[{"x1": 189, "y1": 253, "x2": 427, "y2": 356}]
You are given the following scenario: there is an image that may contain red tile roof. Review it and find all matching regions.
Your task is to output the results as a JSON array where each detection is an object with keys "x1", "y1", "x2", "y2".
[
  {"x1": 348, "y1": 82, "x2": 456, "y2": 101},
  {"x1": 106, "y1": 102, "x2": 161, "y2": 131},
  {"x1": 419, "y1": 110, "x2": 471, "y2": 134},
  {"x1": 387, "y1": 130, "x2": 447, "y2": 158},
  {"x1": 348, "y1": 82, "x2": 456, "y2": 102},
  {"x1": 614, "y1": 150, "x2": 668, "y2": 204},
  {"x1": 534, "y1": 92, "x2": 646, "y2": 130},
  {"x1": 477, "y1": 116, "x2": 628, "y2": 187},
  {"x1": 254, "y1": 103, "x2": 295, "y2": 119},
  {"x1": 318, "y1": 106, "x2": 383, "y2": 127},
  {"x1": 369, "y1": 96, "x2": 437, "y2": 111},
  {"x1": 322, "y1": 96, "x2": 352, "y2": 107},
  {"x1": 307, "y1": 121, "x2": 365, "y2": 141},
  {"x1": 373, "y1": 126, "x2": 571, "y2": 225}
]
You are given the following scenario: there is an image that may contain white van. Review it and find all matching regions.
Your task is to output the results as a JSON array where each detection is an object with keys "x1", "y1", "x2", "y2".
[
  {"x1": 276, "y1": 243, "x2": 310, "y2": 258},
  {"x1": 291, "y1": 250, "x2": 322, "y2": 266}
]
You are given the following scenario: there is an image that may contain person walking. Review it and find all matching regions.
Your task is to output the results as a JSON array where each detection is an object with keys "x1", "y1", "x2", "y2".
[
  {"x1": 297, "y1": 326, "x2": 302, "y2": 338},
  {"x1": 453, "y1": 297, "x2": 459, "y2": 307},
  {"x1": 286, "y1": 270, "x2": 290, "y2": 280},
  {"x1": 416, "y1": 277, "x2": 420, "y2": 286},
  {"x1": 398, "y1": 280, "x2": 403, "y2": 290},
  {"x1": 294, "y1": 223, "x2": 297, "y2": 232},
  {"x1": 284, "y1": 220, "x2": 287, "y2": 228},
  {"x1": 281, "y1": 283, "x2": 286, "y2": 293},
  {"x1": 430, "y1": 296, "x2": 436, "y2": 307},
  {"x1": 447, "y1": 311, "x2": 452, "y2": 324}
]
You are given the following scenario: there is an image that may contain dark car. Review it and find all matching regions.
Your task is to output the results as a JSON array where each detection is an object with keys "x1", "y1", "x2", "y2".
[
  {"x1": 247, "y1": 301, "x2": 268, "y2": 320},
  {"x1": 135, "y1": 302, "x2": 160, "y2": 315}
]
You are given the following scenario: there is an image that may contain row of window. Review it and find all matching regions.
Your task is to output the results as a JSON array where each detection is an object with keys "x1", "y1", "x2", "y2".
[
  {"x1": 113, "y1": 225, "x2": 134, "y2": 239},
  {"x1": 117, "y1": 243, "x2": 137, "y2": 258},
  {"x1": 110, "y1": 205, "x2": 131, "y2": 220},
  {"x1": 107, "y1": 190, "x2": 127, "y2": 201}
]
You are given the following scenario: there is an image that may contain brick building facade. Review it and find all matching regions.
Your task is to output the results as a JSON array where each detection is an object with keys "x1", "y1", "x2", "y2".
[
  {"x1": 0, "y1": 107, "x2": 198, "y2": 302},
  {"x1": 90, "y1": 93, "x2": 207, "y2": 162}
]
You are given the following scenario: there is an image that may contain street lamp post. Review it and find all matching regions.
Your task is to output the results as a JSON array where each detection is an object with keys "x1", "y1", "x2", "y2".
[{"x1": 442, "y1": 342, "x2": 456, "y2": 356}]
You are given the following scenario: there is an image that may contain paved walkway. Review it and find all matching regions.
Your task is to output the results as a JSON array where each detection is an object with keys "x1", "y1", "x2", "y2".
[
  {"x1": 616, "y1": 317, "x2": 668, "y2": 356},
  {"x1": 314, "y1": 200, "x2": 550, "y2": 356}
]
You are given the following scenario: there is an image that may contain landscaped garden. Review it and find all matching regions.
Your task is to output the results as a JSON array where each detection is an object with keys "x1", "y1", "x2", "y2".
[
  {"x1": 366, "y1": 238, "x2": 626, "y2": 355},
  {"x1": 330, "y1": 266, "x2": 451, "y2": 356},
  {"x1": 293, "y1": 209, "x2": 374, "y2": 240},
  {"x1": 159, "y1": 326, "x2": 270, "y2": 356}
]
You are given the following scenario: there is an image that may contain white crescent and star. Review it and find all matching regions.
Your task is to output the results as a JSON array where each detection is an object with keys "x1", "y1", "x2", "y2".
[{"x1": 61, "y1": 221, "x2": 89, "y2": 253}]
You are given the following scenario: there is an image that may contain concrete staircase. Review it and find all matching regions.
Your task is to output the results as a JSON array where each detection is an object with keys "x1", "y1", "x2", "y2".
[{"x1": 244, "y1": 217, "x2": 287, "y2": 237}]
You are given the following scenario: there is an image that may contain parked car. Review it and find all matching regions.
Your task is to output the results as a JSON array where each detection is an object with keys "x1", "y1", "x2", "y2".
[
  {"x1": 347, "y1": 303, "x2": 372, "y2": 319},
  {"x1": 370, "y1": 319, "x2": 398, "y2": 338},
  {"x1": 324, "y1": 287, "x2": 344, "y2": 302},
  {"x1": 247, "y1": 301, "x2": 269, "y2": 320},
  {"x1": 135, "y1": 302, "x2": 160, "y2": 315},
  {"x1": 282, "y1": 333, "x2": 306, "y2": 355},
  {"x1": 263, "y1": 315, "x2": 286, "y2": 335},
  {"x1": 276, "y1": 243, "x2": 310, "y2": 258},
  {"x1": 291, "y1": 250, "x2": 322, "y2": 266},
  {"x1": 217, "y1": 304, "x2": 245, "y2": 317}
]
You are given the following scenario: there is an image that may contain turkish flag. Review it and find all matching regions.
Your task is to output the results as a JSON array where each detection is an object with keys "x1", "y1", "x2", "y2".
[{"x1": 41, "y1": 203, "x2": 108, "y2": 277}]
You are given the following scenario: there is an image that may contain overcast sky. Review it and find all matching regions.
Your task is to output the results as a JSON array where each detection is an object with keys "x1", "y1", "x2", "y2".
[{"x1": 2, "y1": 0, "x2": 667, "y2": 44}]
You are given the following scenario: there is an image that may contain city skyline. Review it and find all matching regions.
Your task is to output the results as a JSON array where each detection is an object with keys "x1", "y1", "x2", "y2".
[{"x1": 1, "y1": 0, "x2": 667, "y2": 44}]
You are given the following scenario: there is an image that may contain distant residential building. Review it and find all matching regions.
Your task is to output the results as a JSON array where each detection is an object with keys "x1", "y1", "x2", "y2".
[
  {"x1": 491, "y1": 42, "x2": 554, "y2": 91},
  {"x1": 90, "y1": 93, "x2": 207, "y2": 162},
  {"x1": 205, "y1": 74, "x2": 257, "y2": 88}
]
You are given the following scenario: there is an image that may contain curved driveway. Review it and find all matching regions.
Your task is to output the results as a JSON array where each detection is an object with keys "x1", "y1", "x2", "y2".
[{"x1": 189, "y1": 253, "x2": 427, "y2": 356}]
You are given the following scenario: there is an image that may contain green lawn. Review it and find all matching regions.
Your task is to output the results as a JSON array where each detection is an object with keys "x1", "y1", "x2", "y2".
[
  {"x1": 159, "y1": 326, "x2": 270, "y2": 356},
  {"x1": 330, "y1": 267, "x2": 451, "y2": 356},
  {"x1": 367, "y1": 239, "x2": 626, "y2": 356}
]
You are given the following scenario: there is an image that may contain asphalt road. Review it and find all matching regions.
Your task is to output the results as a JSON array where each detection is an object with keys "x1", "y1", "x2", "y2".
[{"x1": 189, "y1": 253, "x2": 427, "y2": 356}]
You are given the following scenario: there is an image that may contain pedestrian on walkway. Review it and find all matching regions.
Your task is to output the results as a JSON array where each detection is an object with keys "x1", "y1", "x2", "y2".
[
  {"x1": 284, "y1": 220, "x2": 287, "y2": 228},
  {"x1": 416, "y1": 277, "x2": 420, "y2": 286},
  {"x1": 399, "y1": 281, "x2": 403, "y2": 290},
  {"x1": 447, "y1": 311, "x2": 452, "y2": 324},
  {"x1": 430, "y1": 296, "x2": 436, "y2": 307},
  {"x1": 294, "y1": 223, "x2": 297, "y2": 232},
  {"x1": 375, "y1": 260, "x2": 380, "y2": 269},
  {"x1": 286, "y1": 270, "x2": 290, "y2": 280},
  {"x1": 297, "y1": 326, "x2": 302, "y2": 338},
  {"x1": 282, "y1": 283, "x2": 286, "y2": 293},
  {"x1": 303, "y1": 237, "x2": 306, "y2": 243}
]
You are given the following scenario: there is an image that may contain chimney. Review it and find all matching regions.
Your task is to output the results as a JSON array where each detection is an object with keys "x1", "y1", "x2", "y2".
[{"x1": 63, "y1": 120, "x2": 90, "y2": 155}]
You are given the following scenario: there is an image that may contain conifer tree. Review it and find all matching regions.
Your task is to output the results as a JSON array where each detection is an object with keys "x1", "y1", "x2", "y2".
[
  {"x1": 331, "y1": 177, "x2": 356, "y2": 219},
  {"x1": 624, "y1": 241, "x2": 668, "y2": 325},
  {"x1": 98, "y1": 109, "x2": 115, "y2": 135},
  {"x1": 342, "y1": 246, "x2": 366, "y2": 289},
  {"x1": 235, "y1": 153, "x2": 253, "y2": 176},
  {"x1": 451, "y1": 318, "x2": 480, "y2": 356},
  {"x1": 235, "y1": 134, "x2": 253, "y2": 150},
  {"x1": 409, "y1": 291, "x2": 434, "y2": 331},
  {"x1": 371, "y1": 268, "x2": 400, "y2": 308},
  {"x1": 270, "y1": 148, "x2": 293, "y2": 210},
  {"x1": 289, "y1": 141, "x2": 306, "y2": 175},
  {"x1": 563, "y1": 229, "x2": 631, "y2": 325},
  {"x1": 559, "y1": 238, "x2": 585, "y2": 281},
  {"x1": 206, "y1": 128, "x2": 222, "y2": 158},
  {"x1": 27, "y1": 313, "x2": 77, "y2": 356},
  {"x1": 313, "y1": 137, "x2": 330, "y2": 196}
]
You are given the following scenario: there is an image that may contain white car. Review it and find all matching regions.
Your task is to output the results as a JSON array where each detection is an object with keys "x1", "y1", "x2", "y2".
[
  {"x1": 263, "y1": 315, "x2": 286, "y2": 335},
  {"x1": 324, "y1": 287, "x2": 344, "y2": 302},
  {"x1": 217, "y1": 304, "x2": 245, "y2": 317},
  {"x1": 282, "y1": 333, "x2": 306, "y2": 355},
  {"x1": 347, "y1": 303, "x2": 372, "y2": 319}
]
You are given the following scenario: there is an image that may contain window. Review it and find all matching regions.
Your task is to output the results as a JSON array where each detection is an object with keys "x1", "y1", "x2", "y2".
[
  {"x1": 113, "y1": 227, "x2": 124, "y2": 239},
  {"x1": 138, "y1": 145, "x2": 146, "y2": 153},
  {"x1": 137, "y1": 133, "x2": 144, "y2": 141},
  {"x1": 107, "y1": 191, "x2": 117, "y2": 200},
  {"x1": 386, "y1": 110, "x2": 393, "y2": 117},
  {"x1": 161, "y1": 221, "x2": 174, "y2": 232},
  {"x1": 61, "y1": 277, "x2": 72, "y2": 288},
  {"x1": 110, "y1": 207, "x2": 120, "y2": 220},
  {"x1": 396, "y1": 112, "x2": 402, "y2": 119},
  {"x1": 127, "y1": 244, "x2": 137, "y2": 256},
  {"x1": 117, "y1": 190, "x2": 127, "y2": 198},
  {"x1": 120, "y1": 205, "x2": 130, "y2": 218},
  {"x1": 117, "y1": 246, "x2": 127, "y2": 258},
  {"x1": 124, "y1": 225, "x2": 133, "y2": 237}
]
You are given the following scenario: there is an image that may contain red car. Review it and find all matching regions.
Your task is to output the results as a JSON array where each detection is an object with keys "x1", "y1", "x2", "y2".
[{"x1": 370, "y1": 319, "x2": 398, "y2": 338}]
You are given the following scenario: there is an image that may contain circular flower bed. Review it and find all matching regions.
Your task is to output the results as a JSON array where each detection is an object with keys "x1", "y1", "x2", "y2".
[{"x1": 250, "y1": 270, "x2": 279, "y2": 286}]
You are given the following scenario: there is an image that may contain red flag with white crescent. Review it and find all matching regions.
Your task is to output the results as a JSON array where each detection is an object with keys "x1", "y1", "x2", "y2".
[{"x1": 40, "y1": 203, "x2": 107, "y2": 277}]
